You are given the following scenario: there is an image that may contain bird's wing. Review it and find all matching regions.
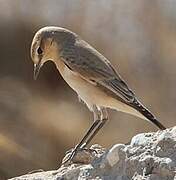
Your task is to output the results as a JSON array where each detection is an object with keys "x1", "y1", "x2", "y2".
[{"x1": 60, "y1": 38, "x2": 135, "y2": 102}]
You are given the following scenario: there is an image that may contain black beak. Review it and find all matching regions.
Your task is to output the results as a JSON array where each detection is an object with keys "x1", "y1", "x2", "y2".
[{"x1": 33, "y1": 62, "x2": 41, "y2": 80}]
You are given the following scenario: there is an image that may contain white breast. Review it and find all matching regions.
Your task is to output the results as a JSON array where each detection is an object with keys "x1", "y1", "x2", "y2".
[
  {"x1": 55, "y1": 60, "x2": 146, "y2": 120},
  {"x1": 55, "y1": 60, "x2": 110, "y2": 111}
]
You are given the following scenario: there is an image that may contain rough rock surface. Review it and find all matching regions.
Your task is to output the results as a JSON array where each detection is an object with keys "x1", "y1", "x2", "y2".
[{"x1": 10, "y1": 127, "x2": 176, "y2": 180}]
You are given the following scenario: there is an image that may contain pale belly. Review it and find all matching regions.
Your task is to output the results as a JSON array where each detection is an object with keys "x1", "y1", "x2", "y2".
[
  {"x1": 55, "y1": 60, "x2": 145, "y2": 119},
  {"x1": 58, "y1": 63, "x2": 110, "y2": 110},
  {"x1": 55, "y1": 60, "x2": 112, "y2": 110}
]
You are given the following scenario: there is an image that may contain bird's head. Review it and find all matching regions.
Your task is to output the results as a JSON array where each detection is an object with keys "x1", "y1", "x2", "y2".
[{"x1": 30, "y1": 26, "x2": 76, "y2": 80}]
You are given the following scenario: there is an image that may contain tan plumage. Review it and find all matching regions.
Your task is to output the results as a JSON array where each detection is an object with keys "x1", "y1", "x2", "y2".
[{"x1": 30, "y1": 26, "x2": 166, "y2": 163}]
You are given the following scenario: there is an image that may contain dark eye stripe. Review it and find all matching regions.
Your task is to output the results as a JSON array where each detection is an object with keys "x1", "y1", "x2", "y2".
[{"x1": 37, "y1": 47, "x2": 43, "y2": 55}]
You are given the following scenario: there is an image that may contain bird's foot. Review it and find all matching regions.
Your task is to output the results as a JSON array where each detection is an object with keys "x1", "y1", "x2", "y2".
[
  {"x1": 62, "y1": 147, "x2": 78, "y2": 165},
  {"x1": 62, "y1": 146, "x2": 97, "y2": 165}
]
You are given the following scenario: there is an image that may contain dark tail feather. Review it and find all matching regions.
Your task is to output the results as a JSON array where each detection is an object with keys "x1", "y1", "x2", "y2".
[{"x1": 130, "y1": 99, "x2": 166, "y2": 130}]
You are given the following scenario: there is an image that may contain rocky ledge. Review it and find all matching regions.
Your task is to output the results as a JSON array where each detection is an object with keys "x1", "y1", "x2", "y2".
[{"x1": 10, "y1": 127, "x2": 176, "y2": 180}]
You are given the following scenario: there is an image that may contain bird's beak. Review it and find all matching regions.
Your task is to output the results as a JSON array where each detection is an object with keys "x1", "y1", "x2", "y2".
[{"x1": 33, "y1": 62, "x2": 42, "y2": 80}]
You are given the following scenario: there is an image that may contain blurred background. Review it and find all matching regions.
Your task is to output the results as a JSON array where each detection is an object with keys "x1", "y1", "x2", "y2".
[{"x1": 0, "y1": 0, "x2": 176, "y2": 179}]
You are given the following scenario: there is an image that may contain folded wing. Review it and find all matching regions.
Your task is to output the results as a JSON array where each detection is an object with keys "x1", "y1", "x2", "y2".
[{"x1": 60, "y1": 38, "x2": 135, "y2": 103}]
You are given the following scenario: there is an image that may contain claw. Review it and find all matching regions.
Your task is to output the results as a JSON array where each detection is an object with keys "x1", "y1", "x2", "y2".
[
  {"x1": 62, "y1": 146, "x2": 95, "y2": 165},
  {"x1": 62, "y1": 148, "x2": 78, "y2": 165}
]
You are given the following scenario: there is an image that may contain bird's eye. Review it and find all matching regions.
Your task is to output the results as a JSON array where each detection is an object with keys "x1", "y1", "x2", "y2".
[{"x1": 37, "y1": 47, "x2": 43, "y2": 55}]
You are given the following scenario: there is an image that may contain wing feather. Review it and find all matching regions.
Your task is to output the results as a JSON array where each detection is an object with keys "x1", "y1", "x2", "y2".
[{"x1": 60, "y1": 38, "x2": 135, "y2": 102}]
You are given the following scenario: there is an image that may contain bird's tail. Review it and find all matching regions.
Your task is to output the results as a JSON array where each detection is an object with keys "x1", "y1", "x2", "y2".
[{"x1": 130, "y1": 98, "x2": 166, "y2": 130}]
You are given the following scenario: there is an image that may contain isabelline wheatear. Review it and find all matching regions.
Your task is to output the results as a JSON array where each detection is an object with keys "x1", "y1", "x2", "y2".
[{"x1": 30, "y1": 26, "x2": 166, "y2": 163}]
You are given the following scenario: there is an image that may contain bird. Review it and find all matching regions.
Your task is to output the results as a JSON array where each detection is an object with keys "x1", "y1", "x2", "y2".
[{"x1": 30, "y1": 26, "x2": 166, "y2": 163}]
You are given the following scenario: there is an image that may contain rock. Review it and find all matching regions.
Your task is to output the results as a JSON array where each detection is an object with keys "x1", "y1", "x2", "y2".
[{"x1": 9, "y1": 127, "x2": 176, "y2": 180}]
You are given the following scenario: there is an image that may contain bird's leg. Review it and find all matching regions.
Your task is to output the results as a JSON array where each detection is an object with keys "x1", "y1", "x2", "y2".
[
  {"x1": 81, "y1": 107, "x2": 108, "y2": 148},
  {"x1": 75, "y1": 105, "x2": 101, "y2": 150},
  {"x1": 62, "y1": 105, "x2": 101, "y2": 164}
]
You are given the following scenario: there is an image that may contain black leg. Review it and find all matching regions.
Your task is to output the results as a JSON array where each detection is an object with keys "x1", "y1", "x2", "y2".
[
  {"x1": 62, "y1": 119, "x2": 101, "y2": 164},
  {"x1": 83, "y1": 108, "x2": 109, "y2": 147},
  {"x1": 75, "y1": 119, "x2": 101, "y2": 150},
  {"x1": 82, "y1": 118, "x2": 108, "y2": 148},
  {"x1": 62, "y1": 107, "x2": 108, "y2": 164}
]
